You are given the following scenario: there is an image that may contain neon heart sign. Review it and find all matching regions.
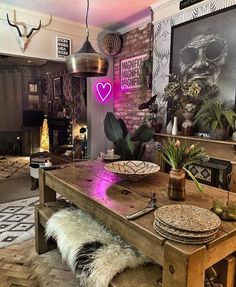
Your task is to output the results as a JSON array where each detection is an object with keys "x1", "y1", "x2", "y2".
[{"x1": 96, "y1": 82, "x2": 112, "y2": 103}]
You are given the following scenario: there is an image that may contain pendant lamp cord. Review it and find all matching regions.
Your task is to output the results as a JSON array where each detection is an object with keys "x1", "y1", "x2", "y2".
[{"x1": 86, "y1": 0, "x2": 89, "y2": 40}]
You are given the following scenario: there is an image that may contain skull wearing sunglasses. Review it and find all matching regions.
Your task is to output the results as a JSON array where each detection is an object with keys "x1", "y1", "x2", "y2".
[{"x1": 179, "y1": 34, "x2": 228, "y2": 88}]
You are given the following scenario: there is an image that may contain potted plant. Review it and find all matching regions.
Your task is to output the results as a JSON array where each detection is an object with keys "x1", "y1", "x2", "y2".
[
  {"x1": 159, "y1": 139, "x2": 209, "y2": 200},
  {"x1": 163, "y1": 74, "x2": 218, "y2": 134},
  {"x1": 104, "y1": 112, "x2": 154, "y2": 160},
  {"x1": 138, "y1": 95, "x2": 163, "y2": 133},
  {"x1": 194, "y1": 100, "x2": 236, "y2": 140}
]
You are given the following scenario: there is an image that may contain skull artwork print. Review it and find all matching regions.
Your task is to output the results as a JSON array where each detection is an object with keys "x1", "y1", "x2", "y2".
[{"x1": 170, "y1": 6, "x2": 236, "y2": 109}]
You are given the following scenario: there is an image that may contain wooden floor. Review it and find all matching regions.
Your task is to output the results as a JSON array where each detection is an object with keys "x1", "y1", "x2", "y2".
[{"x1": 0, "y1": 240, "x2": 78, "y2": 287}]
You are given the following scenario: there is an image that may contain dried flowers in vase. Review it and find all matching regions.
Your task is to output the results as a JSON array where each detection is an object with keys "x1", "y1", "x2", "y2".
[{"x1": 163, "y1": 74, "x2": 218, "y2": 113}]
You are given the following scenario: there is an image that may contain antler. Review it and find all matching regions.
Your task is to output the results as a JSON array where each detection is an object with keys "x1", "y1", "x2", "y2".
[
  {"x1": 6, "y1": 13, "x2": 22, "y2": 37},
  {"x1": 26, "y1": 20, "x2": 41, "y2": 38}
]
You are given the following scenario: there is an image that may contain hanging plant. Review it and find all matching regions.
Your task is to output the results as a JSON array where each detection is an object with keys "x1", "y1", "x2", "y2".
[{"x1": 139, "y1": 54, "x2": 153, "y2": 98}]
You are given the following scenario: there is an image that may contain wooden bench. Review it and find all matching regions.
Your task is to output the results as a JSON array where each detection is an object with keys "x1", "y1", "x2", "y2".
[
  {"x1": 35, "y1": 200, "x2": 163, "y2": 287},
  {"x1": 35, "y1": 200, "x2": 236, "y2": 287}
]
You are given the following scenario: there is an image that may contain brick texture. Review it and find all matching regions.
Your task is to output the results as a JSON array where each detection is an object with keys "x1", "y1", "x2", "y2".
[{"x1": 113, "y1": 23, "x2": 152, "y2": 133}]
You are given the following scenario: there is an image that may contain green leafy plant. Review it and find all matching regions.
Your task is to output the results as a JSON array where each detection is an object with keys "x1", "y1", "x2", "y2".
[
  {"x1": 194, "y1": 100, "x2": 236, "y2": 131},
  {"x1": 159, "y1": 139, "x2": 209, "y2": 192},
  {"x1": 139, "y1": 55, "x2": 153, "y2": 97},
  {"x1": 104, "y1": 112, "x2": 154, "y2": 160}
]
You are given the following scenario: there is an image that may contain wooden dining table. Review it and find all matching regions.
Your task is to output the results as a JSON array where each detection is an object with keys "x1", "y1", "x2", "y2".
[{"x1": 36, "y1": 160, "x2": 236, "y2": 287}]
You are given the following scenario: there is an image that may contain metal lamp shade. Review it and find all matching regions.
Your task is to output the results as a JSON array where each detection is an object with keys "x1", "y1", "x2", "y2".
[{"x1": 66, "y1": 39, "x2": 109, "y2": 77}]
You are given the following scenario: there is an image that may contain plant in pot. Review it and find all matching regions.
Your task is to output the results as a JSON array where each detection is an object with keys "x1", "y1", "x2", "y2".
[
  {"x1": 138, "y1": 95, "x2": 163, "y2": 133},
  {"x1": 163, "y1": 74, "x2": 218, "y2": 135},
  {"x1": 104, "y1": 112, "x2": 154, "y2": 160},
  {"x1": 159, "y1": 139, "x2": 209, "y2": 201},
  {"x1": 194, "y1": 100, "x2": 236, "y2": 140}
]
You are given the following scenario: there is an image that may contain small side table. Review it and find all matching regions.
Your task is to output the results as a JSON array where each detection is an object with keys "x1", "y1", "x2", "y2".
[{"x1": 30, "y1": 156, "x2": 52, "y2": 190}]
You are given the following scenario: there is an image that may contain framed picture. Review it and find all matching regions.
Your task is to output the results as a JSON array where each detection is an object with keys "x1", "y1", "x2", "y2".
[
  {"x1": 28, "y1": 94, "x2": 39, "y2": 110},
  {"x1": 47, "y1": 100, "x2": 53, "y2": 115},
  {"x1": 56, "y1": 36, "x2": 71, "y2": 59},
  {"x1": 53, "y1": 77, "x2": 63, "y2": 100},
  {"x1": 170, "y1": 5, "x2": 236, "y2": 111},
  {"x1": 28, "y1": 82, "x2": 38, "y2": 94}
]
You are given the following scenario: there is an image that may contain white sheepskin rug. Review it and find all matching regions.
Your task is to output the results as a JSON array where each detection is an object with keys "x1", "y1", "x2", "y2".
[{"x1": 45, "y1": 208, "x2": 150, "y2": 287}]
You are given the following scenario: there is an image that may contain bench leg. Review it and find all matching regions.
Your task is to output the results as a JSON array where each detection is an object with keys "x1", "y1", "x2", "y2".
[{"x1": 35, "y1": 205, "x2": 56, "y2": 254}]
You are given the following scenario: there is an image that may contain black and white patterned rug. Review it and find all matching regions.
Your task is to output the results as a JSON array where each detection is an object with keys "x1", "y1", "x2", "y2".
[{"x1": 0, "y1": 197, "x2": 37, "y2": 248}]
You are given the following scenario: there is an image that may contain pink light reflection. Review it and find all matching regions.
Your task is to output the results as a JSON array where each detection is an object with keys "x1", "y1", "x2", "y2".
[{"x1": 86, "y1": 172, "x2": 122, "y2": 210}]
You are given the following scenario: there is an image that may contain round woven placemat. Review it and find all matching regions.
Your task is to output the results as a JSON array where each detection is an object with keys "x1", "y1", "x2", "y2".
[
  {"x1": 154, "y1": 204, "x2": 221, "y2": 233},
  {"x1": 153, "y1": 220, "x2": 218, "y2": 239},
  {"x1": 153, "y1": 223, "x2": 217, "y2": 244}
]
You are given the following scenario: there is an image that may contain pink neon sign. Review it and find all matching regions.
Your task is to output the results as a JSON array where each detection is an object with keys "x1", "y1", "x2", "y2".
[{"x1": 95, "y1": 82, "x2": 112, "y2": 103}]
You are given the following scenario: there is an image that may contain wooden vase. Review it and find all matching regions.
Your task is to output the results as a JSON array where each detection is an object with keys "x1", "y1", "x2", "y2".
[
  {"x1": 181, "y1": 112, "x2": 194, "y2": 136},
  {"x1": 168, "y1": 168, "x2": 186, "y2": 201}
]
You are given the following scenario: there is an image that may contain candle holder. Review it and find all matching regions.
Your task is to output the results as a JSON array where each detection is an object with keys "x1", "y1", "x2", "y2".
[{"x1": 212, "y1": 173, "x2": 236, "y2": 220}]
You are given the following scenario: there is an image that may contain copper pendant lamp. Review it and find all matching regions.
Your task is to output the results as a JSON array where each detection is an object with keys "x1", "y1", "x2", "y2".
[{"x1": 66, "y1": 0, "x2": 109, "y2": 77}]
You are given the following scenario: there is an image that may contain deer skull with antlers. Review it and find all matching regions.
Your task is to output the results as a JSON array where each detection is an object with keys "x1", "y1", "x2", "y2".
[{"x1": 6, "y1": 13, "x2": 41, "y2": 52}]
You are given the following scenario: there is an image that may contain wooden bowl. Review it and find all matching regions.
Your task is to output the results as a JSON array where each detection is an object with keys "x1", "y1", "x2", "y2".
[{"x1": 104, "y1": 160, "x2": 160, "y2": 181}]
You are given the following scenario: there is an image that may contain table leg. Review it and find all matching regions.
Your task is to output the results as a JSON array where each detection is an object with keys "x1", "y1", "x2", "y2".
[
  {"x1": 35, "y1": 169, "x2": 57, "y2": 254},
  {"x1": 31, "y1": 177, "x2": 38, "y2": 190},
  {"x1": 162, "y1": 242, "x2": 206, "y2": 287},
  {"x1": 39, "y1": 169, "x2": 56, "y2": 204}
]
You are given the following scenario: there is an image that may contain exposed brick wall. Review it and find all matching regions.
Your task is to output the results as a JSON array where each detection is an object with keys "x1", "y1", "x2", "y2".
[{"x1": 113, "y1": 23, "x2": 152, "y2": 133}]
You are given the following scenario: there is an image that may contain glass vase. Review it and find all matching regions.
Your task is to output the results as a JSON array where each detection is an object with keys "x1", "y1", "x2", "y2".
[{"x1": 168, "y1": 168, "x2": 186, "y2": 201}]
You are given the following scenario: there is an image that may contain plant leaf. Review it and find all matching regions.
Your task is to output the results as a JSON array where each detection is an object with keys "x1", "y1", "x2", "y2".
[
  {"x1": 114, "y1": 138, "x2": 133, "y2": 160},
  {"x1": 211, "y1": 120, "x2": 218, "y2": 130},
  {"x1": 125, "y1": 134, "x2": 135, "y2": 155},
  {"x1": 222, "y1": 110, "x2": 235, "y2": 128},
  {"x1": 183, "y1": 167, "x2": 204, "y2": 192},
  {"x1": 133, "y1": 142, "x2": 146, "y2": 160},
  {"x1": 131, "y1": 124, "x2": 154, "y2": 142},
  {"x1": 104, "y1": 112, "x2": 124, "y2": 142},
  {"x1": 118, "y1": 118, "x2": 129, "y2": 136}
]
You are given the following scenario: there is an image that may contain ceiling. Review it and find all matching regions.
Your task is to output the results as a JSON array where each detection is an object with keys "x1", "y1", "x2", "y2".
[
  {"x1": 0, "y1": 54, "x2": 48, "y2": 66},
  {"x1": 0, "y1": 0, "x2": 158, "y2": 30}
]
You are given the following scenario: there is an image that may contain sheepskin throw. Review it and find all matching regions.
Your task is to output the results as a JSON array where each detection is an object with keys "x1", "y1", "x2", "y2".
[{"x1": 45, "y1": 208, "x2": 150, "y2": 287}]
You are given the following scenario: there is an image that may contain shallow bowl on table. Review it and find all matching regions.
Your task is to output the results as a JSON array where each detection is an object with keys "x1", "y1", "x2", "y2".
[
  {"x1": 104, "y1": 160, "x2": 160, "y2": 181},
  {"x1": 101, "y1": 154, "x2": 121, "y2": 162}
]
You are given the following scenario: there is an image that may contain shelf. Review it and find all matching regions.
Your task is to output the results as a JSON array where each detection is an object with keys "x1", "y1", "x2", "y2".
[{"x1": 154, "y1": 133, "x2": 236, "y2": 146}]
